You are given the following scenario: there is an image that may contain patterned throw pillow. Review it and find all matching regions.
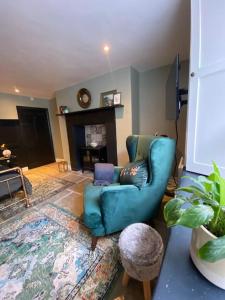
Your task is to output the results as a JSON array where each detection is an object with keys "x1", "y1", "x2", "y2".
[{"x1": 120, "y1": 160, "x2": 148, "y2": 188}]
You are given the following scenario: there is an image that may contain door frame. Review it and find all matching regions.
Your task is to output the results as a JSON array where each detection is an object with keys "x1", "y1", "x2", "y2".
[{"x1": 16, "y1": 106, "x2": 55, "y2": 168}]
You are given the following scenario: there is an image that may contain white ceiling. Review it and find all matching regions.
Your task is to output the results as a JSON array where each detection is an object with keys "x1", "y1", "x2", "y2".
[{"x1": 0, "y1": 0, "x2": 190, "y2": 99}]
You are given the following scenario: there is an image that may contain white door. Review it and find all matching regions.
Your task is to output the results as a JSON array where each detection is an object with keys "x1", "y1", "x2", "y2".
[{"x1": 186, "y1": 0, "x2": 225, "y2": 176}]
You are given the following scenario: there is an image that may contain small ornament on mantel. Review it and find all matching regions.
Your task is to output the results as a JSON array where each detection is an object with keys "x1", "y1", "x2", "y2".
[{"x1": 59, "y1": 106, "x2": 69, "y2": 114}]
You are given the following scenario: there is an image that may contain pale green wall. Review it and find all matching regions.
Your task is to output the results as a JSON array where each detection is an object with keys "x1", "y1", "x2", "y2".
[
  {"x1": 0, "y1": 61, "x2": 189, "y2": 167},
  {"x1": 55, "y1": 62, "x2": 189, "y2": 166},
  {"x1": 131, "y1": 67, "x2": 139, "y2": 134},
  {"x1": 139, "y1": 61, "x2": 189, "y2": 155},
  {"x1": 0, "y1": 93, "x2": 63, "y2": 159},
  {"x1": 56, "y1": 67, "x2": 133, "y2": 166},
  {"x1": 0, "y1": 93, "x2": 49, "y2": 119}
]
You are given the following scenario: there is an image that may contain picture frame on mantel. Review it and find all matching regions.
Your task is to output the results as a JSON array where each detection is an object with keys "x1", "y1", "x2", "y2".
[
  {"x1": 113, "y1": 92, "x2": 121, "y2": 105},
  {"x1": 101, "y1": 90, "x2": 117, "y2": 107},
  {"x1": 59, "y1": 106, "x2": 69, "y2": 114}
]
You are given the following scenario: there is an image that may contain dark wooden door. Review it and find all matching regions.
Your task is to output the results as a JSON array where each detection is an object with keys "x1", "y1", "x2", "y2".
[{"x1": 17, "y1": 106, "x2": 55, "y2": 168}]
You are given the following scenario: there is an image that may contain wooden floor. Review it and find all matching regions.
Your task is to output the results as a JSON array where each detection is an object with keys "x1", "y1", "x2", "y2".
[{"x1": 25, "y1": 163, "x2": 163, "y2": 300}]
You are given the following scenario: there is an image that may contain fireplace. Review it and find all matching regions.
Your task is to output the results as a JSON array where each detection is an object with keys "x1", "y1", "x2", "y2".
[
  {"x1": 65, "y1": 106, "x2": 118, "y2": 171},
  {"x1": 85, "y1": 124, "x2": 106, "y2": 147}
]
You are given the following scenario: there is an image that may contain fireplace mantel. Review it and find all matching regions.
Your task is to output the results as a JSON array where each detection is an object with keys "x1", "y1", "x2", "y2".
[
  {"x1": 63, "y1": 105, "x2": 121, "y2": 170},
  {"x1": 56, "y1": 104, "x2": 124, "y2": 116}
]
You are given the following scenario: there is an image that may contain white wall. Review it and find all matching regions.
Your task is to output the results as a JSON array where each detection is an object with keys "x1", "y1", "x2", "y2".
[
  {"x1": 0, "y1": 93, "x2": 63, "y2": 159},
  {"x1": 55, "y1": 67, "x2": 133, "y2": 166}
]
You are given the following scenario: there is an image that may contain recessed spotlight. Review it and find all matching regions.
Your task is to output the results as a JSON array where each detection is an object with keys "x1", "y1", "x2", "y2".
[
  {"x1": 103, "y1": 45, "x2": 110, "y2": 53},
  {"x1": 14, "y1": 87, "x2": 20, "y2": 93}
]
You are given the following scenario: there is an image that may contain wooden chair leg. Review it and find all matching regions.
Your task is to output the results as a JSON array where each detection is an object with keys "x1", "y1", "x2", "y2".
[
  {"x1": 143, "y1": 281, "x2": 151, "y2": 300},
  {"x1": 122, "y1": 272, "x2": 130, "y2": 287},
  {"x1": 91, "y1": 236, "x2": 98, "y2": 251}
]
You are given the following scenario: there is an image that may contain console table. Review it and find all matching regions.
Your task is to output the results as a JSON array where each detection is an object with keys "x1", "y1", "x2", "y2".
[{"x1": 153, "y1": 171, "x2": 225, "y2": 300}]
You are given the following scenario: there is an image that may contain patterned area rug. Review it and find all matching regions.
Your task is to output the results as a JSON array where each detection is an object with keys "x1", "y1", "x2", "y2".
[
  {"x1": 0, "y1": 174, "x2": 74, "y2": 223},
  {"x1": 0, "y1": 203, "x2": 119, "y2": 299}
]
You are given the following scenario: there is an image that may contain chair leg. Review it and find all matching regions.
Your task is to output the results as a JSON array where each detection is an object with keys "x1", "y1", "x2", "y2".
[
  {"x1": 143, "y1": 281, "x2": 151, "y2": 300},
  {"x1": 91, "y1": 236, "x2": 98, "y2": 251},
  {"x1": 122, "y1": 272, "x2": 130, "y2": 287}
]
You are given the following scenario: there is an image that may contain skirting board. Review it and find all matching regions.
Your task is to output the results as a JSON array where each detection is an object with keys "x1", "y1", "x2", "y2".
[
  {"x1": 22, "y1": 166, "x2": 29, "y2": 172},
  {"x1": 21, "y1": 160, "x2": 72, "y2": 172},
  {"x1": 55, "y1": 158, "x2": 65, "y2": 162}
]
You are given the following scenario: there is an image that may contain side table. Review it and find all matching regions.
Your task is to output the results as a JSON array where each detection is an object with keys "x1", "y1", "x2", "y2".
[{"x1": 0, "y1": 155, "x2": 17, "y2": 168}]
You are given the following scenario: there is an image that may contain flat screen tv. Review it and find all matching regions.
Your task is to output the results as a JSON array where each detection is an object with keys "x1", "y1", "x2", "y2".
[{"x1": 166, "y1": 54, "x2": 180, "y2": 120}]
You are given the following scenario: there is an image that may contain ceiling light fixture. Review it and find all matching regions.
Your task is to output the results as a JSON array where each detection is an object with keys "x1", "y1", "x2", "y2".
[
  {"x1": 103, "y1": 45, "x2": 110, "y2": 53},
  {"x1": 14, "y1": 87, "x2": 20, "y2": 93}
]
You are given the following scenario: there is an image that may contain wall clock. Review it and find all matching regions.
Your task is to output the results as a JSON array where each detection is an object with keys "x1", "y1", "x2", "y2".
[{"x1": 77, "y1": 88, "x2": 91, "y2": 108}]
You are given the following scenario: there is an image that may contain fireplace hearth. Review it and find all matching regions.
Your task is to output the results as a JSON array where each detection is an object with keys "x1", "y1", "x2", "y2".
[{"x1": 64, "y1": 106, "x2": 118, "y2": 171}]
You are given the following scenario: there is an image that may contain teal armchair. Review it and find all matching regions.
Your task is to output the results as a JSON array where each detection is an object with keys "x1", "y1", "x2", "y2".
[{"x1": 83, "y1": 135, "x2": 175, "y2": 249}]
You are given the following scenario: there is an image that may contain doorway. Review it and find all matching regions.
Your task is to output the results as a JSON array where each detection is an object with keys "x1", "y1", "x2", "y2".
[{"x1": 17, "y1": 106, "x2": 55, "y2": 168}]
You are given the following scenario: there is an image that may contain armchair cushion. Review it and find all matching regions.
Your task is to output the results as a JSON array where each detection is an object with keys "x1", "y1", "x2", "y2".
[
  {"x1": 94, "y1": 163, "x2": 114, "y2": 186},
  {"x1": 120, "y1": 160, "x2": 148, "y2": 188}
]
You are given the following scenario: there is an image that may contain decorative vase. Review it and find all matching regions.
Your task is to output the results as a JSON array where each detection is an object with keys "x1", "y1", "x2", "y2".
[
  {"x1": 2, "y1": 149, "x2": 11, "y2": 158},
  {"x1": 190, "y1": 226, "x2": 225, "y2": 289}
]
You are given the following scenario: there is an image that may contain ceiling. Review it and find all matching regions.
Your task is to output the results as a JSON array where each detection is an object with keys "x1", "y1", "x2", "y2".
[{"x1": 0, "y1": 0, "x2": 190, "y2": 99}]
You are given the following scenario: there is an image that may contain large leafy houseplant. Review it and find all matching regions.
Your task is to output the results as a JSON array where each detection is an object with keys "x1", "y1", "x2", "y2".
[{"x1": 164, "y1": 162, "x2": 225, "y2": 263}]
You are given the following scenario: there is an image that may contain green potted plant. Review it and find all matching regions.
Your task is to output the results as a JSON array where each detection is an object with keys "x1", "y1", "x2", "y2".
[{"x1": 164, "y1": 162, "x2": 225, "y2": 289}]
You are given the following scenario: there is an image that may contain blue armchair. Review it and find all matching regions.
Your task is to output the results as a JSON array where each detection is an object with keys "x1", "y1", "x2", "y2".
[{"x1": 83, "y1": 135, "x2": 175, "y2": 249}]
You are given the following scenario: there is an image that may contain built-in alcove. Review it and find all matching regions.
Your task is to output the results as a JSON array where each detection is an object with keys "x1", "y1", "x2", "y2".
[{"x1": 64, "y1": 106, "x2": 120, "y2": 170}]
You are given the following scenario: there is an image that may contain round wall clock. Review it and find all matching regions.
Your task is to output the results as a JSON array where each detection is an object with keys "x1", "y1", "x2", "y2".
[{"x1": 77, "y1": 88, "x2": 91, "y2": 108}]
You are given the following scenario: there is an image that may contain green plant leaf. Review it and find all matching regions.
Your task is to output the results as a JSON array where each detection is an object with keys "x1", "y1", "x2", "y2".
[
  {"x1": 198, "y1": 176, "x2": 214, "y2": 193},
  {"x1": 188, "y1": 195, "x2": 201, "y2": 205},
  {"x1": 219, "y1": 177, "x2": 225, "y2": 206},
  {"x1": 213, "y1": 161, "x2": 221, "y2": 177},
  {"x1": 177, "y1": 205, "x2": 214, "y2": 228},
  {"x1": 201, "y1": 198, "x2": 219, "y2": 207},
  {"x1": 198, "y1": 235, "x2": 225, "y2": 262},
  {"x1": 182, "y1": 176, "x2": 206, "y2": 190},
  {"x1": 164, "y1": 198, "x2": 185, "y2": 227},
  {"x1": 208, "y1": 208, "x2": 225, "y2": 237},
  {"x1": 177, "y1": 185, "x2": 209, "y2": 198}
]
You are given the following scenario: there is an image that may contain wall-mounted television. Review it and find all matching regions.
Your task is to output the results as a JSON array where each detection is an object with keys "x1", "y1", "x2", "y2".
[
  {"x1": 166, "y1": 54, "x2": 188, "y2": 120},
  {"x1": 166, "y1": 54, "x2": 180, "y2": 120}
]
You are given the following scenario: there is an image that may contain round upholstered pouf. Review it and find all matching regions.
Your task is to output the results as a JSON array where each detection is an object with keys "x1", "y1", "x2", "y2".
[{"x1": 119, "y1": 223, "x2": 163, "y2": 282}]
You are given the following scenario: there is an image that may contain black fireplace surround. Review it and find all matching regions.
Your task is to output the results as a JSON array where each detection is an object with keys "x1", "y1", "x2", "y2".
[{"x1": 65, "y1": 106, "x2": 119, "y2": 171}]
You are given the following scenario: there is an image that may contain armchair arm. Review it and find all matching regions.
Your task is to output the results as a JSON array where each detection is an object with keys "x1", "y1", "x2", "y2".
[
  {"x1": 100, "y1": 184, "x2": 163, "y2": 235},
  {"x1": 0, "y1": 166, "x2": 21, "y2": 176},
  {"x1": 112, "y1": 166, "x2": 123, "y2": 183},
  {"x1": 100, "y1": 185, "x2": 140, "y2": 234}
]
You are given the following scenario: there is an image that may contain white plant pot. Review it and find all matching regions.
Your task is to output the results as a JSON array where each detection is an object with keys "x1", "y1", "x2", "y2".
[{"x1": 190, "y1": 225, "x2": 225, "y2": 289}]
